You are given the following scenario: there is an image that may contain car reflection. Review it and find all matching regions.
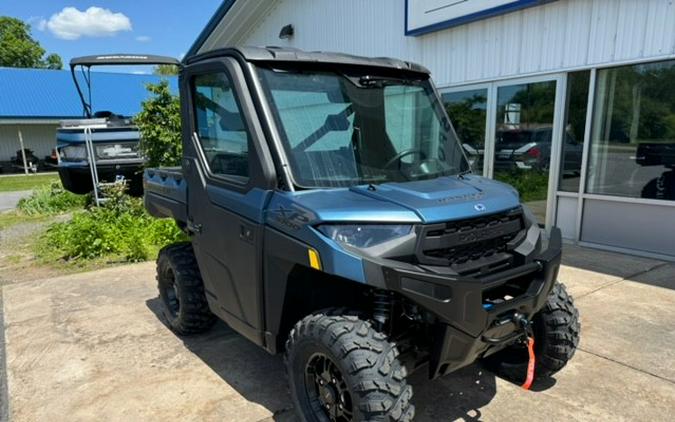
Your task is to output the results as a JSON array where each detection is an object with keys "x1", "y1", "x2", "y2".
[{"x1": 637, "y1": 142, "x2": 675, "y2": 200}]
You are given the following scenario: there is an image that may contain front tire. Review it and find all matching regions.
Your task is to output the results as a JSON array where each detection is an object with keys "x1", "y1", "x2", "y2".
[
  {"x1": 156, "y1": 242, "x2": 215, "y2": 335},
  {"x1": 483, "y1": 282, "x2": 580, "y2": 382},
  {"x1": 285, "y1": 310, "x2": 414, "y2": 422}
]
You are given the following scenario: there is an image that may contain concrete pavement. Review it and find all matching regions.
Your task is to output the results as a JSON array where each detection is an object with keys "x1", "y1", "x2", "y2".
[
  {"x1": 0, "y1": 191, "x2": 31, "y2": 212},
  {"x1": 1, "y1": 246, "x2": 674, "y2": 421}
]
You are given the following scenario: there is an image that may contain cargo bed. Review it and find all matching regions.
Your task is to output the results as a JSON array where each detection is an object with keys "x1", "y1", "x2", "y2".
[{"x1": 143, "y1": 167, "x2": 187, "y2": 224}]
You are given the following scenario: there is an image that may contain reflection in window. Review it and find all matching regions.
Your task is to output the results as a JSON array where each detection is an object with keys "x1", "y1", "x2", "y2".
[
  {"x1": 588, "y1": 61, "x2": 675, "y2": 201},
  {"x1": 442, "y1": 89, "x2": 487, "y2": 172},
  {"x1": 193, "y1": 73, "x2": 250, "y2": 180},
  {"x1": 493, "y1": 81, "x2": 556, "y2": 223},
  {"x1": 559, "y1": 71, "x2": 589, "y2": 192}
]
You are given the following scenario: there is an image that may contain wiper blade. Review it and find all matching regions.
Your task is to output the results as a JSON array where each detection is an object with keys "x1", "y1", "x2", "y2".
[
  {"x1": 456, "y1": 169, "x2": 472, "y2": 180},
  {"x1": 356, "y1": 75, "x2": 420, "y2": 87}
]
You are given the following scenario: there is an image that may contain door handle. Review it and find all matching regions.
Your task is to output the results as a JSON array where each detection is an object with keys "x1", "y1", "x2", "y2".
[{"x1": 239, "y1": 223, "x2": 255, "y2": 243}]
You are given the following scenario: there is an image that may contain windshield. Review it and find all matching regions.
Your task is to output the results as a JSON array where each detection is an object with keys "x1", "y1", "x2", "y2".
[{"x1": 258, "y1": 66, "x2": 469, "y2": 188}]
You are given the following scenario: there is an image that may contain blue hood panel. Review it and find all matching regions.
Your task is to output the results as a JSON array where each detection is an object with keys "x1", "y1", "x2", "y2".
[
  {"x1": 349, "y1": 176, "x2": 521, "y2": 224},
  {"x1": 268, "y1": 176, "x2": 520, "y2": 227},
  {"x1": 270, "y1": 188, "x2": 421, "y2": 225}
]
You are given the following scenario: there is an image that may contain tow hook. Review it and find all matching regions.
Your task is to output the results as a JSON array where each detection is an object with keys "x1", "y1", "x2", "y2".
[{"x1": 513, "y1": 313, "x2": 536, "y2": 390}]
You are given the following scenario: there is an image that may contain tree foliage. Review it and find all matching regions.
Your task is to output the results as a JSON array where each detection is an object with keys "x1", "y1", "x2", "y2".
[
  {"x1": 153, "y1": 64, "x2": 179, "y2": 76},
  {"x1": 0, "y1": 16, "x2": 63, "y2": 69},
  {"x1": 135, "y1": 80, "x2": 182, "y2": 167}
]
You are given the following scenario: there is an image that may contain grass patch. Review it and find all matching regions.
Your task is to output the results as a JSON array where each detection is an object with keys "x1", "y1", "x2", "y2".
[
  {"x1": 17, "y1": 182, "x2": 87, "y2": 215},
  {"x1": 0, "y1": 173, "x2": 59, "y2": 192},
  {"x1": 37, "y1": 185, "x2": 186, "y2": 264},
  {"x1": 0, "y1": 211, "x2": 52, "y2": 231}
]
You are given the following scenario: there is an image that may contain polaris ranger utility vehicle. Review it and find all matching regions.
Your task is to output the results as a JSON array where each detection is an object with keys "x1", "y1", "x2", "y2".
[{"x1": 144, "y1": 47, "x2": 580, "y2": 421}]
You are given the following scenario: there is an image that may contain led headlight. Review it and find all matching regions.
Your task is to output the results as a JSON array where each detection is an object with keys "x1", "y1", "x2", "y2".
[{"x1": 317, "y1": 224, "x2": 412, "y2": 249}]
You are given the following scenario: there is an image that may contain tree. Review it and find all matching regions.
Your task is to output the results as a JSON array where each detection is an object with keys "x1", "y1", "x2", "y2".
[
  {"x1": 135, "y1": 80, "x2": 182, "y2": 167},
  {"x1": 153, "y1": 64, "x2": 179, "y2": 76},
  {"x1": 0, "y1": 16, "x2": 63, "y2": 69},
  {"x1": 44, "y1": 53, "x2": 63, "y2": 70}
]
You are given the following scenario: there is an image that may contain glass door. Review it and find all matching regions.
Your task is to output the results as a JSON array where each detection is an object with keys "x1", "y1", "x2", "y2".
[
  {"x1": 442, "y1": 88, "x2": 490, "y2": 175},
  {"x1": 491, "y1": 78, "x2": 563, "y2": 224},
  {"x1": 442, "y1": 75, "x2": 565, "y2": 227}
]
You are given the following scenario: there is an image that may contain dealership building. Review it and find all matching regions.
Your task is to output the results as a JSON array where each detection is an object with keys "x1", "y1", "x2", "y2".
[{"x1": 190, "y1": 0, "x2": 675, "y2": 259}]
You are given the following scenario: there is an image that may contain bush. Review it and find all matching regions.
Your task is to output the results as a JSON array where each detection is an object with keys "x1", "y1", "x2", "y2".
[
  {"x1": 135, "y1": 80, "x2": 182, "y2": 167},
  {"x1": 38, "y1": 185, "x2": 185, "y2": 263},
  {"x1": 494, "y1": 170, "x2": 549, "y2": 203},
  {"x1": 17, "y1": 182, "x2": 87, "y2": 215}
]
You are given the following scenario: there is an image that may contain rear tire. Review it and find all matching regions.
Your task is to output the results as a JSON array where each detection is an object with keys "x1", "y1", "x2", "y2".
[
  {"x1": 285, "y1": 309, "x2": 414, "y2": 422},
  {"x1": 483, "y1": 282, "x2": 580, "y2": 382},
  {"x1": 156, "y1": 242, "x2": 215, "y2": 335}
]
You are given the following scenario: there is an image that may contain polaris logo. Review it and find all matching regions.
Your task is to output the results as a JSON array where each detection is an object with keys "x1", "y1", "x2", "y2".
[{"x1": 474, "y1": 203, "x2": 486, "y2": 212}]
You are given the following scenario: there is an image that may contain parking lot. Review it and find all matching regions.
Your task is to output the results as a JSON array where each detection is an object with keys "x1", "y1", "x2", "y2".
[{"x1": 1, "y1": 245, "x2": 674, "y2": 421}]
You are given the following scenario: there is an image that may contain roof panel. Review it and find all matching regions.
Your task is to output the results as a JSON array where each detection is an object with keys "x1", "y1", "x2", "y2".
[{"x1": 0, "y1": 68, "x2": 177, "y2": 119}]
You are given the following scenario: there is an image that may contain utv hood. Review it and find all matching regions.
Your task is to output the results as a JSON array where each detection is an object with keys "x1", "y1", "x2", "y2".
[
  {"x1": 286, "y1": 175, "x2": 521, "y2": 225},
  {"x1": 349, "y1": 176, "x2": 520, "y2": 224}
]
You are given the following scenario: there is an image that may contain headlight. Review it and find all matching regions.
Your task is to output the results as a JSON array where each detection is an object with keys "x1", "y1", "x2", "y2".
[
  {"x1": 317, "y1": 224, "x2": 412, "y2": 249},
  {"x1": 59, "y1": 145, "x2": 87, "y2": 161}
]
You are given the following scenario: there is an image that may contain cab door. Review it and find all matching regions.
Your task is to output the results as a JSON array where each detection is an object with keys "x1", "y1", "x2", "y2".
[{"x1": 181, "y1": 57, "x2": 276, "y2": 345}]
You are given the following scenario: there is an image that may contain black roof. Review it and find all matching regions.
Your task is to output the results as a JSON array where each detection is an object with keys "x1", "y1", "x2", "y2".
[
  {"x1": 70, "y1": 54, "x2": 181, "y2": 69},
  {"x1": 188, "y1": 46, "x2": 431, "y2": 75}
]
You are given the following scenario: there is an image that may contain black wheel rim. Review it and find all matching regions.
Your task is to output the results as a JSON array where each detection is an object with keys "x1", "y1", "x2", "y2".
[
  {"x1": 161, "y1": 269, "x2": 180, "y2": 317},
  {"x1": 305, "y1": 353, "x2": 354, "y2": 422}
]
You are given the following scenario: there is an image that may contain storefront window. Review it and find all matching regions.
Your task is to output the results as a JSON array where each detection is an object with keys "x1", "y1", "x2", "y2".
[
  {"x1": 442, "y1": 89, "x2": 487, "y2": 173},
  {"x1": 493, "y1": 81, "x2": 556, "y2": 223},
  {"x1": 587, "y1": 60, "x2": 675, "y2": 200},
  {"x1": 559, "y1": 71, "x2": 590, "y2": 192}
]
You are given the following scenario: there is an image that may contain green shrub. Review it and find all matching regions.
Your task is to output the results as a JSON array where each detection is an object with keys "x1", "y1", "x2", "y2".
[
  {"x1": 494, "y1": 170, "x2": 549, "y2": 203},
  {"x1": 135, "y1": 80, "x2": 182, "y2": 167},
  {"x1": 38, "y1": 186, "x2": 186, "y2": 263},
  {"x1": 17, "y1": 182, "x2": 87, "y2": 215}
]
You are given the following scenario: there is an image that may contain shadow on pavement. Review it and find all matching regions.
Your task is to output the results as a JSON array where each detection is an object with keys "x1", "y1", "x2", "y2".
[
  {"x1": 146, "y1": 297, "x2": 556, "y2": 421},
  {"x1": 561, "y1": 244, "x2": 674, "y2": 290}
]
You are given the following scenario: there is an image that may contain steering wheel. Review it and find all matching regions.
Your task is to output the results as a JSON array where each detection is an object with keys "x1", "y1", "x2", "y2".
[{"x1": 383, "y1": 149, "x2": 427, "y2": 170}]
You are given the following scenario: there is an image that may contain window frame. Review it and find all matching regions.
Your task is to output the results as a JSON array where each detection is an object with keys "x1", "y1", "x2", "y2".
[
  {"x1": 184, "y1": 57, "x2": 276, "y2": 194},
  {"x1": 192, "y1": 72, "x2": 251, "y2": 182}
]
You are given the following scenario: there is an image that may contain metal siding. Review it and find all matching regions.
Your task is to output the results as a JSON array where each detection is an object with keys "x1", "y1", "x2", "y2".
[
  {"x1": 238, "y1": 0, "x2": 675, "y2": 87},
  {"x1": 581, "y1": 199, "x2": 675, "y2": 257},
  {"x1": 0, "y1": 124, "x2": 57, "y2": 162}
]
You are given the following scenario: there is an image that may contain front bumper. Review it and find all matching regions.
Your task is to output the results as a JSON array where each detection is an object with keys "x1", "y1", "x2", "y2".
[{"x1": 365, "y1": 226, "x2": 562, "y2": 379}]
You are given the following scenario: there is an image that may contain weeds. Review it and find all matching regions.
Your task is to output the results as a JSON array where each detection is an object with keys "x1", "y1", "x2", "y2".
[
  {"x1": 17, "y1": 182, "x2": 87, "y2": 215},
  {"x1": 37, "y1": 184, "x2": 185, "y2": 263}
]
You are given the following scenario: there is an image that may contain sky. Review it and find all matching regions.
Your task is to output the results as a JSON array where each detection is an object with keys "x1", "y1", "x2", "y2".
[{"x1": 0, "y1": 0, "x2": 223, "y2": 73}]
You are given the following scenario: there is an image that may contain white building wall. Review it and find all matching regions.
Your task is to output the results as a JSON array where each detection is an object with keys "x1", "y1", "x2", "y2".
[
  {"x1": 240, "y1": 0, "x2": 675, "y2": 86},
  {"x1": 0, "y1": 124, "x2": 57, "y2": 164}
]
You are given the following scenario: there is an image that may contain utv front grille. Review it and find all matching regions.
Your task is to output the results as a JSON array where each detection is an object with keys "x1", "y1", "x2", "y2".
[{"x1": 415, "y1": 207, "x2": 525, "y2": 275}]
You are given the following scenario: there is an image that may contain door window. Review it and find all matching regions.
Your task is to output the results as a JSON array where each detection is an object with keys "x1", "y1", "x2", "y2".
[{"x1": 193, "y1": 73, "x2": 250, "y2": 181}]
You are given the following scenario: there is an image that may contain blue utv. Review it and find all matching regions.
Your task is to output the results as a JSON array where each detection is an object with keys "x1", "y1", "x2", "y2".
[{"x1": 144, "y1": 47, "x2": 580, "y2": 421}]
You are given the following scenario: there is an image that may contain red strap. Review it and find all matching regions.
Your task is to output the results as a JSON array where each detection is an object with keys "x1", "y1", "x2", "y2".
[{"x1": 521, "y1": 337, "x2": 535, "y2": 390}]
